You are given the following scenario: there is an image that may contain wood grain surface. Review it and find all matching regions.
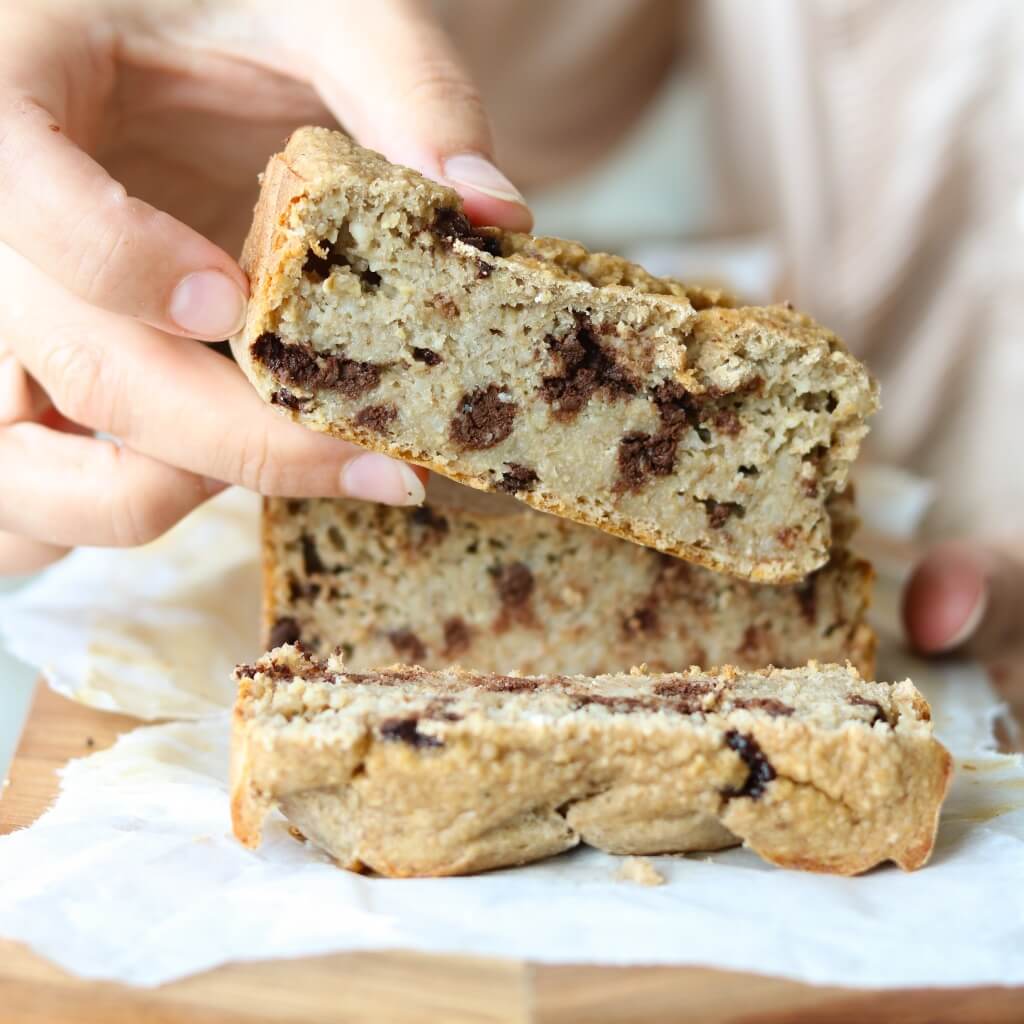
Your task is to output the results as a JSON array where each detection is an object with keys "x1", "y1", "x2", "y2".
[{"x1": 2, "y1": 684, "x2": 1022, "y2": 1024}]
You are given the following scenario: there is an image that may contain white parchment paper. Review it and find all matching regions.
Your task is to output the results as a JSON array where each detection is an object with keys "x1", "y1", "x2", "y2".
[{"x1": 0, "y1": 486, "x2": 1022, "y2": 988}]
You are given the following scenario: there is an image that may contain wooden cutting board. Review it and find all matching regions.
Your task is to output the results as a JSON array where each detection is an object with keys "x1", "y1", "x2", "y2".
[{"x1": 1, "y1": 684, "x2": 1021, "y2": 1024}]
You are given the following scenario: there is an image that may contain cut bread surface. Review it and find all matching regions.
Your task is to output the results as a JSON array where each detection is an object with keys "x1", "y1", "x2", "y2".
[
  {"x1": 231, "y1": 648, "x2": 951, "y2": 878},
  {"x1": 262, "y1": 482, "x2": 876, "y2": 677},
  {"x1": 233, "y1": 127, "x2": 879, "y2": 583}
]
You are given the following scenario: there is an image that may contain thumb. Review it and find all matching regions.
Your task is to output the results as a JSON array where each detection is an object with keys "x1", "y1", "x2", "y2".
[
  {"x1": 305, "y1": 0, "x2": 532, "y2": 231},
  {"x1": 902, "y1": 540, "x2": 1024, "y2": 660}
]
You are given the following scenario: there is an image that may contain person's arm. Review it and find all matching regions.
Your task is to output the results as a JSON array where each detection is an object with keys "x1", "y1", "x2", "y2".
[{"x1": 0, "y1": 0, "x2": 531, "y2": 572}]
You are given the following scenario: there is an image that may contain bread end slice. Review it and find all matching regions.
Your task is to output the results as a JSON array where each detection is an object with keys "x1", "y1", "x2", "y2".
[
  {"x1": 231, "y1": 648, "x2": 951, "y2": 877},
  {"x1": 233, "y1": 127, "x2": 879, "y2": 583}
]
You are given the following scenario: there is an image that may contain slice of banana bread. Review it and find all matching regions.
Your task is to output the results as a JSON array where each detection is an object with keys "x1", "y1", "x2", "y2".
[
  {"x1": 231, "y1": 648, "x2": 951, "y2": 877},
  {"x1": 262, "y1": 479, "x2": 876, "y2": 677},
  {"x1": 233, "y1": 127, "x2": 879, "y2": 583}
]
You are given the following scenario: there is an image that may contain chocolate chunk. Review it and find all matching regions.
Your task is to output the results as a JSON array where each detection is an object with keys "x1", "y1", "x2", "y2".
[
  {"x1": 738, "y1": 625, "x2": 767, "y2": 657},
  {"x1": 251, "y1": 333, "x2": 382, "y2": 398},
  {"x1": 300, "y1": 533, "x2": 326, "y2": 575},
  {"x1": 614, "y1": 431, "x2": 680, "y2": 492},
  {"x1": 540, "y1": 314, "x2": 637, "y2": 420},
  {"x1": 411, "y1": 506, "x2": 449, "y2": 537},
  {"x1": 286, "y1": 579, "x2": 316, "y2": 605},
  {"x1": 251, "y1": 332, "x2": 319, "y2": 385},
  {"x1": 733, "y1": 698, "x2": 794, "y2": 717},
  {"x1": 795, "y1": 575, "x2": 817, "y2": 625},
  {"x1": 303, "y1": 244, "x2": 350, "y2": 280},
  {"x1": 610, "y1": 381, "x2": 705, "y2": 491},
  {"x1": 490, "y1": 562, "x2": 535, "y2": 631},
  {"x1": 476, "y1": 257, "x2": 493, "y2": 279},
  {"x1": 651, "y1": 381, "x2": 699, "y2": 432},
  {"x1": 442, "y1": 616, "x2": 472, "y2": 657},
  {"x1": 849, "y1": 694, "x2": 890, "y2": 727},
  {"x1": 379, "y1": 717, "x2": 443, "y2": 749},
  {"x1": 304, "y1": 244, "x2": 380, "y2": 290},
  {"x1": 700, "y1": 499, "x2": 744, "y2": 530},
  {"x1": 412, "y1": 346, "x2": 443, "y2": 366},
  {"x1": 270, "y1": 389, "x2": 309, "y2": 411},
  {"x1": 497, "y1": 463, "x2": 539, "y2": 494},
  {"x1": 450, "y1": 385, "x2": 517, "y2": 450},
  {"x1": 268, "y1": 617, "x2": 301, "y2": 648},
  {"x1": 712, "y1": 408, "x2": 742, "y2": 436},
  {"x1": 431, "y1": 207, "x2": 503, "y2": 256},
  {"x1": 723, "y1": 730, "x2": 776, "y2": 800},
  {"x1": 738, "y1": 464, "x2": 759, "y2": 477},
  {"x1": 354, "y1": 402, "x2": 397, "y2": 434},
  {"x1": 387, "y1": 628, "x2": 428, "y2": 663},
  {"x1": 623, "y1": 605, "x2": 658, "y2": 637},
  {"x1": 490, "y1": 562, "x2": 534, "y2": 608},
  {"x1": 325, "y1": 357, "x2": 383, "y2": 398}
]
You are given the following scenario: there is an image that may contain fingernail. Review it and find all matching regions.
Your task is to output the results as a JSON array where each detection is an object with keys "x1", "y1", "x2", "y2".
[
  {"x1": 442, "y1": 153, "x2": 526, "y2": 204},
  {"x1": 942, "y1": 585, "x2": 989, "y2": 651},
  {"x1": 170, "y1": 271, "x2": 247, "y2": 339},
  {"x1": 341, "y1": 454, "x2": 425, "y2": 506}
]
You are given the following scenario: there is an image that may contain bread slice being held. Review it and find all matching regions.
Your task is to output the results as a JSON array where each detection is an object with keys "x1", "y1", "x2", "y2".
[
  {"x1": 233, "y1": 127, "x2": 879, "y2": 583},
  {"x1": 231, "y1": 647, "x2": 950, "y2": 878}
]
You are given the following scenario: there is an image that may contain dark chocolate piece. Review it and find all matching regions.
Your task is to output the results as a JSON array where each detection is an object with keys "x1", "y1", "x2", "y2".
[
  {"x1": 431, "y1": 208, "x2": 503, "y2": 256},
  {"x1": 540, "y1": 314, "x2": 637, "y2": 420},
  {"x1": 268, "y1": 617, "x2": 301, "y2": 649},
  {"x1": 387, "y1": 628, "x2": 428, "y2": 663},
  {"x1": 723, "y1": 730, "x2": 776, "y2": 800},
  {"x1": 450, "y1": 385, "x2": 517, "y2": 450},
  {"x1": 354, "y1": 402, "x2": 398, "y2": 434},
  {"x1": 378, "y1": 717, "x2": 443, "y2": 749},
  {"x1": 497, "y1": 463, "x2": 539, "y2": 493},
  {"x1": 412, "y1": 346, "x2": 443, "y2": 365}
]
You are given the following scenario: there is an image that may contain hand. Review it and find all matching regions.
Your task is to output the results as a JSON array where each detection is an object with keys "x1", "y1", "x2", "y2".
[
  {"x1": 0, "y1": 0, "x2": 531, "y2": 573},
  {"x1": 903, "y1": 540, "x2": 1024, "y2": 662}
]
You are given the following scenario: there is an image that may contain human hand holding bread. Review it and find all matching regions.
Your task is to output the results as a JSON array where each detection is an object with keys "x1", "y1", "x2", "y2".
[{"x1": 0, "y1": 0, "x2": 528, "y2": 572}]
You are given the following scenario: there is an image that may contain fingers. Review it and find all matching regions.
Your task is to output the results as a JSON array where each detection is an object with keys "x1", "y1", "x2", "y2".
[
  {"x1": 0, "y1": 246, "x2": 426, "y2": 506},
  {"x1": 301, "y1": 0, "x2": 532, "y2": 230},
  {"x1": 0, "y1": 422, "x2": 215, "y2": 548},
  {"x1": 0, "y1": 530, "x2": 68, "y2": 575},
  {"x1": 0, "y1": 93, "x2": 248, "y2": 339},
  {"x1": 0, "y1": 343, "x2": 48, "y2": 423},
  {"x1": 902, "y1": 541, "x2": 1024, "y2": 661}
]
